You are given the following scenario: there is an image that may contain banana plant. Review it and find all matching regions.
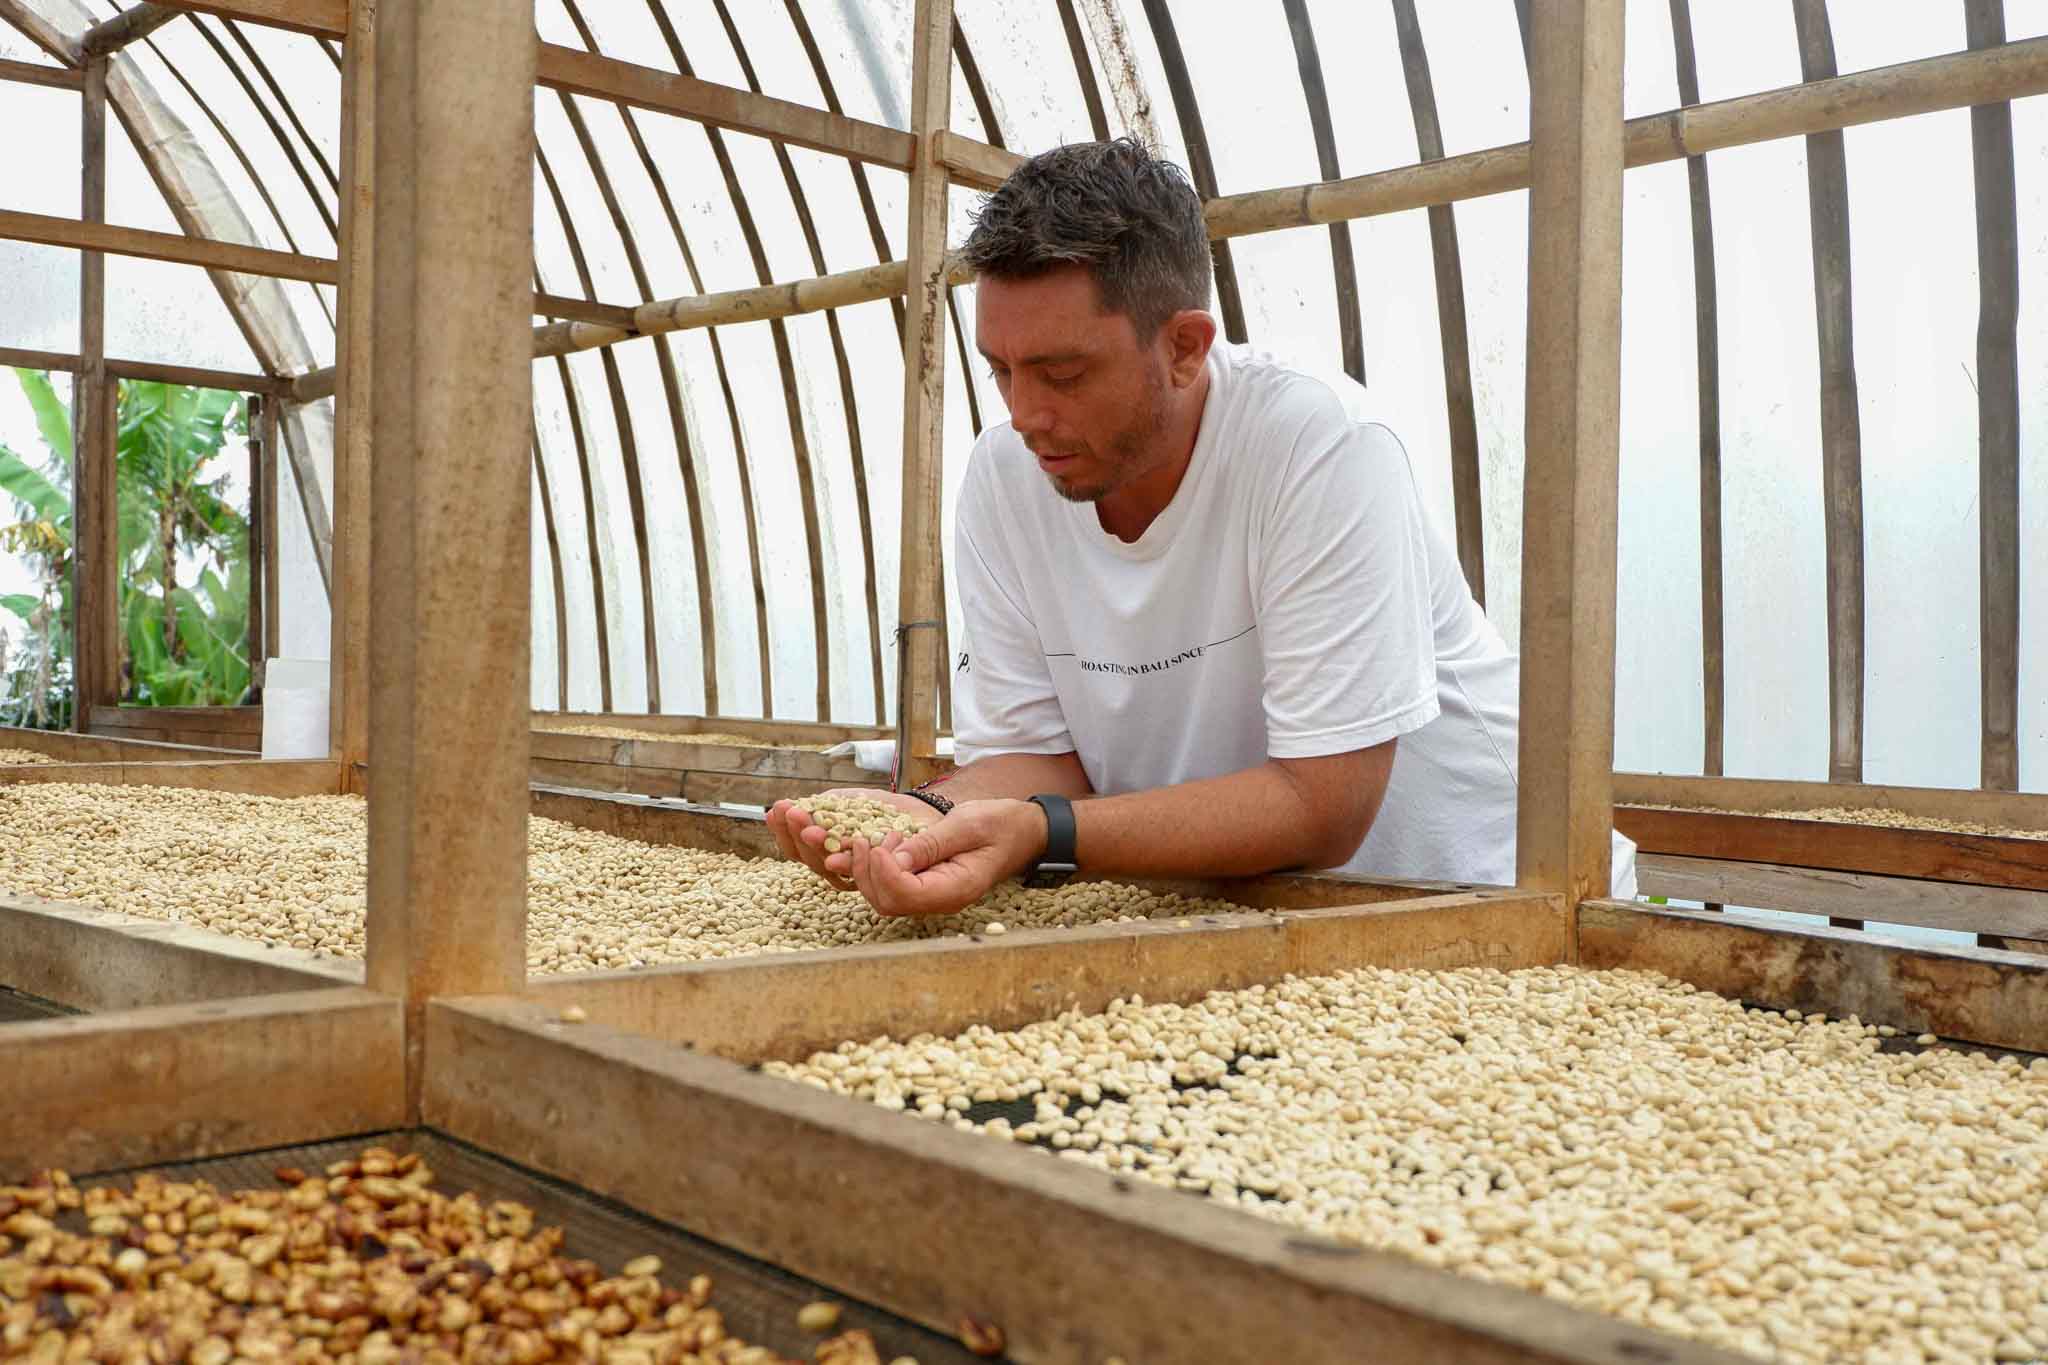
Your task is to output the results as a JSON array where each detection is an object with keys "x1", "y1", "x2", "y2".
[{"x1": 0, "y1": 368, "x2": 253, "y2": 723}]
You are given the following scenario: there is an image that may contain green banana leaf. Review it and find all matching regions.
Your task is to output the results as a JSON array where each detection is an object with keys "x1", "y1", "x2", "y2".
[{"x1": 12, "y1": 368, "x2": 73, "y2": 467}]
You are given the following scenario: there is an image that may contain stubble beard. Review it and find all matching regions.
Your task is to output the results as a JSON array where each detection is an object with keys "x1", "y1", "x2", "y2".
[{"x1": 1045, "y1": 367, "x2": 1172, "y2": 504}]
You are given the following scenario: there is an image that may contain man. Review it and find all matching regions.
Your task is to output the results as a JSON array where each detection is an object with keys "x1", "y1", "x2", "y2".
[{"x1": 769, "y1": 139, "x2": 1635, "y2": 913}]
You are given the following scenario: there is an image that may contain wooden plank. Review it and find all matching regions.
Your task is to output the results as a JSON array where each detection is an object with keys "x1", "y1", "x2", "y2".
[
  {"x1": 526, "y1": 757, "x2": 685, "y2": 801},
  {"x1": 0, "y1": 895, "x2": 357, "y2": 1014},
  {"x1": 931, "y1": 128, "x2": 1020, "y2": 189},
  {"x1": 0, "y1": 204, "x2": 338, "y2": 283},
  {"x1": 1578, "y1": 900, "x2": 2048, "y2": 1056},
  {"x1": 528, "y1": 786, "x2": 781, "y2": 858},
  {"x1": 1791, "y1": 0, "x2": 1865, "y2": 787},
  {"x1": 89, "y1": 703, "x2": 262, "y2": 733},
  {"x1": 258, "y1": 399, "x2": 279, "y2": 669},
  {"x1": 361, "y1": 0, "x2": 534, "y2": 1116},
  {"x1": 517, "y1": 891, "x2": 1562, "y2": 1061},
  {"x1": 1968, "y1": 0, "x2": 2021, "y2": 795},
  {"x1": 534, "y1": 41, "x2": 915, "y2": 173},
  {"x1": 1390, "y1": 0, "x2": 1483, "y2": 605},
  {"x1": 145, "y1": 0, "x2": 343, "y2": 39},
  {"x1": 79, "y1": 4, "x2": 183, "y2": 58},
  {"x1": 0, "y1": 725, "x2": 249, "y2": 762},
  {"x1": 894, "y1": 0, "x2": 956, "y2": 790},
  {"x1": 426, "y1": 994, "x2": 1728, "y2": 1365},
  {"x1": 0, "y1": 0, "x2": 80, "y2": 63},
  {"x1": 329, "y1": 0, "x2": 371, "y2": 770},
  {"x1": 1515, "y1": 0, "x2": 1624, "y2": 904},
  {"x1": 1667, "y1": 0, "x2": 1724, "y2": 778},
  {"x1": 0, "y1": 758, "x2": 341, "y2": 795},
  {"x1": 0, "y1": 55, "x2": 83, "y2": 90},
  {"x1": 0, "y1": 988, "x2": 403, "y2": 1182},
  {"x1": 533, "y1": 711, "x2": 890, "y2": 744},
  {"x1": 1636, "y1": 853, "x2": 2048, "y2": 942},
  {"x1": 71, "y1": 64, "x2": 118, "y2": 730},
  {"x1": 531, "y1": 431, "x2": 571, "y2": 711},
  {"x1": 243, "y1": 392, "x2": 266, "y2": 681},
  {"x1": 1616, "y1": 771, "x2": 2048, "y2": 830},
  {"x1": 1617, "y1": 805, "x2": 2048, "y2": 893}
]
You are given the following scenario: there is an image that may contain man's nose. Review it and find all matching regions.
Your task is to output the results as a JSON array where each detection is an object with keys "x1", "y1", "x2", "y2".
[{"x1": 1007, "y1": 377, "x2": 1055, "y2": 434}]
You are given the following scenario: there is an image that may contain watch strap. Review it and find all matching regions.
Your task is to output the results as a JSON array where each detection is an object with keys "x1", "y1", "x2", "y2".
[{"x1": 1025, "y1": 793, "x2": 1079, "y2": 881}]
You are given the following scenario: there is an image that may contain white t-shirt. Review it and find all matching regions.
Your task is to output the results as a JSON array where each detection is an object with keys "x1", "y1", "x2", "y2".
[{"x1": 952, "y1": 342, "x2": 1636, "y2": 894}]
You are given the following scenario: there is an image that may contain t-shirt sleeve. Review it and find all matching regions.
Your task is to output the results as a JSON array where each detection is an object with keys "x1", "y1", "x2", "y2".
[
  {"x1": 950, "y1": 460, "x2": 1076, "y2": 765},
  {"x1": 1256, "y1": 413, "x2": 1440, "y2": 758}
]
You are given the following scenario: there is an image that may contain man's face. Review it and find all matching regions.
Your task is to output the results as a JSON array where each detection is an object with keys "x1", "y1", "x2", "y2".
[{"x1": 975, "y1": 266, "x2": 1173, "y2": 504}]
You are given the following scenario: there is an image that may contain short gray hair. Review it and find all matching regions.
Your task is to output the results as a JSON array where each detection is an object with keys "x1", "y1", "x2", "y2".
[{"x1": 961, "y1": 138, "x2": 1212, "y2": 339}]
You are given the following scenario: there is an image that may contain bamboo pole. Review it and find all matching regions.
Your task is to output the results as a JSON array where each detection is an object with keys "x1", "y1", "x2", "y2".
[
  {"x1": 70, "y1": 58, "x2": 118, "y2": 728},
  {"x1": 1140, "y1": 0, "x2": 1247, "y2": 345},
  {"x1": 1392, "y1": 0, "x2": 1485, "y2": 608},
  {"x1": 78, "y1": 4, "x2": 182, "y2": 60},
  {"x1": 1792, "y1": 0, "x2": 1865, "y2": 800},
  {"x1": 893, "y1": 0, "x2": 956, "y2": 790},
  {"x1": 282, "y1": 32, "x2": 2048, "y2": 412},
  {"x1": 1668, "y1": 0, "x2": 1725, "y2": 783},
  {"x1": 1053, "y1": 0, "x2": 1111, "y2": 141},
  {"x1": 258, "y1": 394, "x2": 280, "y2": 679},
  {"x1": 1282, "y1": 0, "x2": 1365, "y2": 388},
  {"x1": 1968, "y1": 0, "x2": 2021, "y2": 797},
  {"x1": 1514, "y1": 0, "x2": 1626, "y2": 905},
  {"x1": 245, "y1": 396, "x2": 266, "y2": 693},
  {"x1": 327, "y1": 0, "x2": 371, "y2": 772},
  {"x1": 361, "y1": 0, "x2": 535, "y2": 1115}
]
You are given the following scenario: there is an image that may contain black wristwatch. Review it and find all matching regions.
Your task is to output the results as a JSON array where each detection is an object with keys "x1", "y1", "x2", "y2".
[{"x1": 1023, "y1": 794, "x2": 1079, "y2": 888}]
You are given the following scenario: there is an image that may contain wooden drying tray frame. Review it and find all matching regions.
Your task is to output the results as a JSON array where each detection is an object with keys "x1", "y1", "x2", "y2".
[
  {"x1": 422, "y1": 901, "x2": 2048, "y2": 1365},
  {"x1": 1615, "y1": 773, "x2": 2048, "y2": 945},
  {"x1": 0, "y1": 723, "x2": 255, "y2": 764},
  {"x1": 527, "y1": 711, "x2": 899, "y2": 804}
]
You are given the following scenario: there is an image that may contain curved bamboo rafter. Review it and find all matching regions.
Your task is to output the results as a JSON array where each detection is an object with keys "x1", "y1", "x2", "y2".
[
  {"x1": 529, "y1": 428, "x2": 571, "y2": 712},
  {"x1": 135, "y1": 27, "x2": 334, "y2": 332},
  {"x1": 642, "y1": 1, "x2": 832, "y2": 723},
  {"x1": 1966, "y1": 0, "x2": 2020, "y2": 798},
  {"x1": 218, "y1": 19, "x2": 335, "y2": 206},
  {"x1": 534, "y1": 131, "x2": 663, "y2": 712},
  {"x1": 1667, "y1": 0, "x2": 1725, "y2": 780},
  {"x1": 1790, "y1": 0, "x2": 1865, "y2": 792},
  {"x1": 706, "y1": 0, "x2": 885, "y2": 724},
  {"x1": 1389, "y1": 0, "x2": 1486, "y2": 609},
  {"x1": 1135, "y1": 0, "x2": 1247, "y2": 345},
  {"x1": 183, "y1": 14, "x2": 334, "y2": 242},
  {"x1": 1279, "y1": 0, "x2": 1364, "y2": 388},
  {"x1": 1053, "y1": 0, "x2": 1112, "y2": 142}
]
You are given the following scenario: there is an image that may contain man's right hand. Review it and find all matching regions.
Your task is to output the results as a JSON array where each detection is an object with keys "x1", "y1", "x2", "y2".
[{"x1": 766, "y1": 789, "x2": 941, "y2": 892}]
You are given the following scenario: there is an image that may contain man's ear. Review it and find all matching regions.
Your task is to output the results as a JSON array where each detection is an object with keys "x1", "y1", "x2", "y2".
[{"x1": 1163, "y1": 309, "x2": 1218, "y2": 388}]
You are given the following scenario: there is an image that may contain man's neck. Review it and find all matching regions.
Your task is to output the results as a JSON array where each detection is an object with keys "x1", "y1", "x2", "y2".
[{"x1": 1095, "y1": 367, "x2": 1212, "y2": 543}]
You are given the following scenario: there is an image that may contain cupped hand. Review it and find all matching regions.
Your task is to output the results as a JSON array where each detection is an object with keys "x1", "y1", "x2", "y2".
[
  {"x1": 765, "y1": 788, "x2": 939, "y2": 892},
  {"x1": 845, "y1": 798, "x2": 1049, "y2": 917}
]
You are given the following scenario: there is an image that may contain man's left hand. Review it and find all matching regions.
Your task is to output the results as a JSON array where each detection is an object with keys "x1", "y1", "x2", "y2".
[{"x1": 845, "y1": 798, "x2": 1050, "y2": 917}]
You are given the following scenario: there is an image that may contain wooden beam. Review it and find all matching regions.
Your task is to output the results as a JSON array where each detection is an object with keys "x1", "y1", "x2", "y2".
[
  {"x1": 931, "y1": 128, "x2": 1020, "y2": 189},
  {"x1": 328, "y1": 0, "x2": 371, "y2": 772},
  {"x1": 1791, "y1": 0, "x2": 1865, "y2": 788},
  {"x1": 70, "y1": 61, "x2": 118, "y2": 729},
  {"x1": 361, "y1": 0, "x2": 535, "y2": 1115},
  {"x1": 893, "y1": 0, "x2": 956, "y2": 791},
  {"x1": 1616, "y1": 805, "x2": 2048, "y2": 894},
  {"x1": 0, "y1": 758, "x2": 341, "y2": 794},
  {"x1": 426, "y1": 996, "x2": 1727, "y2": 1365},
  {"x1": 514, "y1": 891, "x2": 1564, "y2": 1061},
  {"x1": 0, "y1": 55, "x2": 83, "y2": 89},
  {"x1": 1636, "y1": 854, "x2": 2048, "y2": 943},
  {"x1": 0, "y1": 204, "x2": 339, "y2": 283},
  {"x1": 0, "y1": 894, "x2": 356, "y2": 1015},
  {"x1": 531, "y1": 291, "x2": 638, "y2": 329},
  {"x1": 534, "y1": 41, "x2": 913, "y2": 174},
  {"x1": 244, "y1": 394, "x2": 264, "y2": 690},
  {"x1": 0, "y1": 988, "x2": 402, "y2": 1182},
  {"x1": 1578, "y1": 900, "x2": 2048, "y2": 1056},
  {"x1": 0, "y1": 723, "x2": 252, "y2": 762},
  {"x1": 143, "y1": 0, "x2": 343, "y2": 39},
  {"x1": 79, "y1": 4, "x2": 183, "y2": 59},
  {"x1": 1514, "y1": 0, "x2": 1625, "y2": 903},
  {"x1": 1614, "y1": 771, "x2": 2048, "y2": 831},
  {"x1": 0, "y1": 344, "x2": 289, "y2": 394},
  {"x1": 258, "y1": 397, "x2": 280, "y2": 669}
]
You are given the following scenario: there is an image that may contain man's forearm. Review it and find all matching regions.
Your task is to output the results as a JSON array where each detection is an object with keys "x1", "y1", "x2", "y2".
[{"x1": 913, "y1": 751, "x2": 1093, "y2": 804}]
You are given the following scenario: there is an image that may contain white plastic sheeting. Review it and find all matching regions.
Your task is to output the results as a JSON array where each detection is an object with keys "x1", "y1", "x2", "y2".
[{"x1": 1, "y1": 0, "x2": 2040, "y2": 795}]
